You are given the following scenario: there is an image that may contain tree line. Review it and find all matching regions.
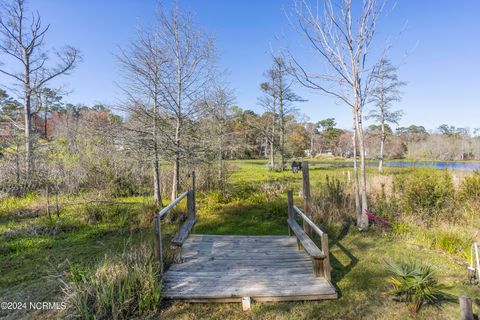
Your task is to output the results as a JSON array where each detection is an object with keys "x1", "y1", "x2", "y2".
[{"x1": 2, "y1": 0, "x2": 475, "y2": 229}]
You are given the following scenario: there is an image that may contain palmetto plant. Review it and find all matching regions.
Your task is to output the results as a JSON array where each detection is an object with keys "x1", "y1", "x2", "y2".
[{"x1": 385, "y1": 260, "x2": 445, "y2": 315}]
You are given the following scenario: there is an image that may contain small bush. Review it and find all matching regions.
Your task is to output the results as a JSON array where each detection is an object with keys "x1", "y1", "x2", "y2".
[
  {"x1": 385, "y1": 260, "x2": 446, "y2": 315},
  {"x1": 63, "y1": 243, "x2": 161, "y2": 319},
  {"x1": 312, "y1": 175, "x2": 353, "y2": 233},
  {"x1": 459, "y1": 170, "x2": 480, "y2": 202},
  {"x1": 395, "y1": 170, "x2": 455, "y2": 220}
]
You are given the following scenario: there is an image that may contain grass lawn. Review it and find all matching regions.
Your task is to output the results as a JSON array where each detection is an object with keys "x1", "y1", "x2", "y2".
[{"x1": 1, "y1": 160, "x2": 479, "y2": 319}]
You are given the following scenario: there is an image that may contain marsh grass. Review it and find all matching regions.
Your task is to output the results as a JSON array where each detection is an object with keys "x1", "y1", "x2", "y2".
[{"x1": 62, "y1": 243, "x2": 161, "y2": 319}]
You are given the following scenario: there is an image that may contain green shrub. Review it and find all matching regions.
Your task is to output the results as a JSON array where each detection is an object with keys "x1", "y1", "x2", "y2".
[
  {"x1": 459, "y1": 170, "x2": 480, "y2": 202},
  {"x1": 385, "y1": 260, "x2": 446, "y2": 315},
  {"x1": 312, "y1": 175, "x2": 353, "y2": 232},
  {"x1": 395, "y1": 170, "x2": 455, "y2": 220},
  {"x1": 63, "y1": 243, "x2": 161, "y2": 319}
]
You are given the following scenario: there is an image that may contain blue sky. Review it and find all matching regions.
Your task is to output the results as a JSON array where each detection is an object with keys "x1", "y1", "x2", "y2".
[{"x1": 1, "y1": 0, "x2": 479, "y2": 131}]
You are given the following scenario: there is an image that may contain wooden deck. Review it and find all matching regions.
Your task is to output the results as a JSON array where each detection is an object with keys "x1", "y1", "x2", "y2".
[{"x1": 163, "y1": 234, "x2": 337, "y2": 302}]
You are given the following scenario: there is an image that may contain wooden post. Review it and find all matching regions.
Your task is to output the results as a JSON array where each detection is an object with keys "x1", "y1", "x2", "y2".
[
  {"x1": 287, "y1": 190, "x2": 294, "y2": 219},
  {"x1": 287, "y1": 190, "x2": 293, "y2": 236},
  {"x1": 191, "y1": 171, "x2": 196, "y2": 218},
  {"x1": 154, "y1": 214, "x2": 164, "y2": 275},
  {"x1": 459, "y1": 296, "x2": 474, "y2": 320},
  {"x1": 187, "y1": 190, "x2": 194, "y2": 219},
  {"x1": 321, "y1": 233, "x2": 331, "y2": 281},
  {"x1": 302, "y1": 161, "x2": 313, "y2": 237},
  {"x1": 312, "y1": 257, "x2": 325, "y2": 277}
]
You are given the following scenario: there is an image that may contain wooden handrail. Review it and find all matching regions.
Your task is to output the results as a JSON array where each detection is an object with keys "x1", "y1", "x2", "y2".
[
  {"x1": 158, "y1": 191, "x2": 189, "y2": 218},
  {"x1": 293, "y1": 205, "x2": 324, "y2": 236},
  {"x1": 155, "y1": 190, "x2": 191, "y2": 276},
  {"x1": 287, "y1": 188, "x2": 331, "y2": 280},
  {"x1": 155, "y1": 172, "x2": 197, "y2": 276}
]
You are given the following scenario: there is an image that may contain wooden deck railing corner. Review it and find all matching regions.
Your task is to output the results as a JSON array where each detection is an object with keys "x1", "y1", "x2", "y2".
[
  {"x1": 154, "y1": 171, "x2": 197, "y2": 276},
  {"x1": 287, "y1": 188, "x2": 331, "y2": 281}
]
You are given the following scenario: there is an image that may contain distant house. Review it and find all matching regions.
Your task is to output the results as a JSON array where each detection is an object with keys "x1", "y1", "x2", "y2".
[{"x1": 0, "y1": 122, "x2": 13, "y2": 139}]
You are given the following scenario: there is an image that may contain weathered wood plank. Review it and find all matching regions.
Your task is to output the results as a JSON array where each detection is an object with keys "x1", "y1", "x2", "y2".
[
  {"x1": 164, "y1": 284, "x2": 335, "y2": 298},
  {"x1": 287, "y1": 218, "x2": 324, "y2": 258},
  {"x1": 164, "y1": 278, "x2": 333, "y2": 288},
  {"x1": 163, "y1": 234, "x2": 336, "y2": 302},
  {"x1": 177, "y1": 293, "x2": 338, "y2": 303},
  {"x1": 171, "y1": 216, "x2": 196, "y2": 246},
  {"x1": 167, "y1": 265, "x2": 317, "y2": 274}
]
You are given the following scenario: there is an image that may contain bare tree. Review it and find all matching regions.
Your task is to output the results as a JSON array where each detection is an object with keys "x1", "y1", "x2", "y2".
[
  {"x1": 154, "y1": 4, "x2": 215, "y2": 200},
  {"x1": 202, "y1": 85, "x2": 235, "y2": 191},
  {"x1": 367, "y1": 59, "x2": 404, "y2": 172},
  {"x1": 117, "y1": 25, "x2": 168, "y2": 206},
  {"x1": 288, "y1": 0, "x2": 387, "y2": 229},
  {"x1": 0, "y1": 0, "x2": 80, "y2": 181}
]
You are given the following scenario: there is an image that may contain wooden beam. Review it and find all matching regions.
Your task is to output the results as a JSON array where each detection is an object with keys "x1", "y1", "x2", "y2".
[
  {"x1": 293, "y1": 206, "x2": 324, "y2": 236},
  {"x1": 287, "y1": 218, "x2": 325, "y2": 259},
  {"x1": 158, "y1": 191, "x2": 189, "y2": 218},
  {"x1": 321, "y1": 233, "x2": 331, "y2": 281},
  {"x1": 187, "y1": 190, "x2": 194, "y2": 219},
  {"x1": 154, "y1": 214, "x2": 164, "y2": 275}
]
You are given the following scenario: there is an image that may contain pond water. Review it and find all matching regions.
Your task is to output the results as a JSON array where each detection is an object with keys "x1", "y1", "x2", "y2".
[
  {"x1": 312, "y1": 161, "x2": 480, "y2": 171},
  {"x1": 238, "y1": 160, "x2": 480, "y2": 170}
]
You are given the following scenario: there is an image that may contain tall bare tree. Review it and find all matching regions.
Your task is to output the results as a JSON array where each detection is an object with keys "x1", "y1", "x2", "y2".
[
  {"x1": 288, "y1": 0, "x2": 387, "y2": 229},
  {"x1": 117, "y1": 26, "x2": 167, "y2": 206},
  {"x1": 202, "y1": 85, "x2": 235, "y2": 191},
  {"x1": 0, "y1": 0, "x2": 80, "y2": 181},
  {"x1": 367, "y1": 58, "x2": 404, "y2": 172},
  {"x1": 154, "y1": 4, "x2": 215, "y2": 200}
]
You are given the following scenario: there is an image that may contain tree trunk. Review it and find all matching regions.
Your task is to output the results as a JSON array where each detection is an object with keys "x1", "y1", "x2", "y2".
[
  {"x1": 352, "y1": 119, "x2": 361, "y2": 221},
  {"x1": 379, "y1": 121, "x2": 385, "y2": 172},
  {"x1": 279, "y1": 64, "x2": 285, "y2": 170},
  {"x1": 153, "y1": 147, "x2": 162, "y2": 206},
  {"x1": 270, "y1": 110, "x2": 276, "y2": 170},
  {"x1": 171, "y1": 122, "x2": 180, "y2": 201},
  {"x1": 354, "y1": 107, "x2": 369, "y2": 229},
  {"x1": 44, "y1": 109, "x2": 48, "y2": 139},
  {"x1": 310, "y1": 133, "x2": 314, "y2": 156},
  {"x1": 153, "y1": 79, "x2": 163, "y2": 207},
  {"x1": 23, "y1": 49, "x2": 33, "y2": 182},
  {"x1": 269, "y1": 136, "x2": 275, "y2": 169},
  {"x1": 171, "y1": 33, "x2": 182, "y2": 201},
  {"x1": 217, "y1": 121, "x2": 224, "y2": 191}
]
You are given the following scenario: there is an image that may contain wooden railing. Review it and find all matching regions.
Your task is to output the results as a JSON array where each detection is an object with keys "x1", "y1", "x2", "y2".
[
  {"x1": 154, "y1": 172, "x2": 196, "y2": 275},
  {"x1": 287, "y1": 189, "x2": 331, "y2": 280}
]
